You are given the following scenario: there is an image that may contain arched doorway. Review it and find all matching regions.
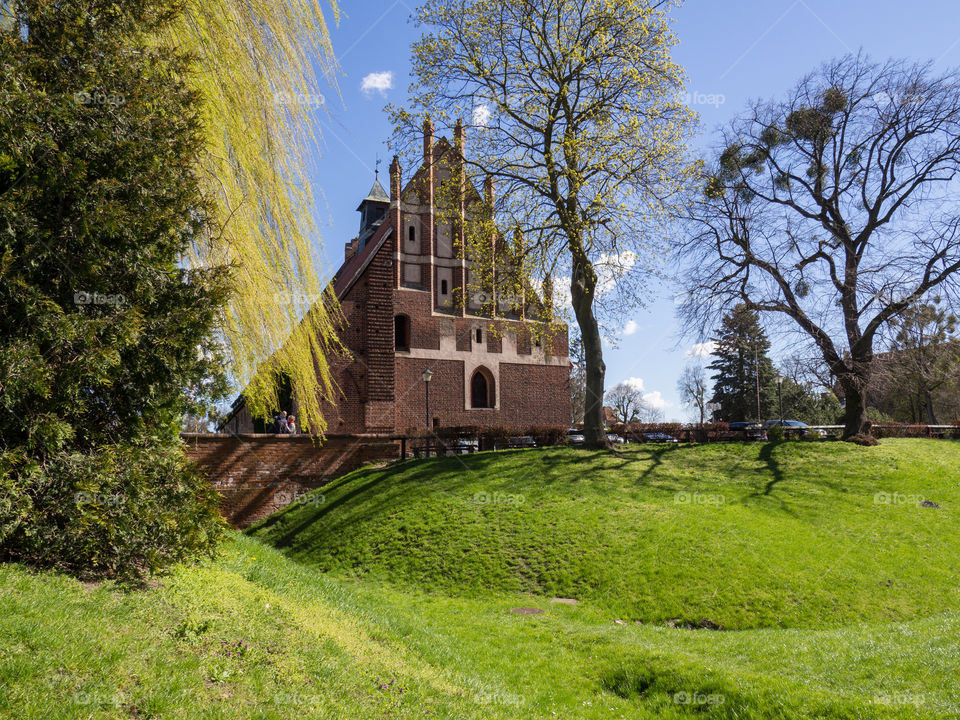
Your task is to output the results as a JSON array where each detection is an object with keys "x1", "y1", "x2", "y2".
[{"x1": 470, "y1": 368, "x2": 494, "y2": 408}]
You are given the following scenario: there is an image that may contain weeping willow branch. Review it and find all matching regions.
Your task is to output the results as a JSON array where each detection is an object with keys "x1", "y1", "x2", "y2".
[{"x1": 162, "y1": 0, "x2": 343, "y2": 434}]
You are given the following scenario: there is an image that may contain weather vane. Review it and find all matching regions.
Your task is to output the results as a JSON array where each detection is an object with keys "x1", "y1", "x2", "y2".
[{"x1": 375, "y1": 154, "x2": 381, "y2": 180}]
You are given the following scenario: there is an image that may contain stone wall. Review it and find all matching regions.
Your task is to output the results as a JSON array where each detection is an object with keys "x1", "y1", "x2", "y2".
[{"x1": 182, "y1": 433, "x2": 400, "y2": 528}]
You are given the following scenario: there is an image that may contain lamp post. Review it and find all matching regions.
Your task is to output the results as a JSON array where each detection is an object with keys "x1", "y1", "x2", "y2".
[
  {"x1": 776, "y1": 374, "x2": 784, "y2": 425},
  {"x1": 422, "y1": 369, "x2": 433, "y2": 457}
]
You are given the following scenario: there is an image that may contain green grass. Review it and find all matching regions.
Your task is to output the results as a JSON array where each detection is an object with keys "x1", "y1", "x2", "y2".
[
  {"x1": 249, "y1": 440, "x2": 960, "y2": 629},
  {"x1": 2, "y1": 439, "x2": 959, "y2": 718}
]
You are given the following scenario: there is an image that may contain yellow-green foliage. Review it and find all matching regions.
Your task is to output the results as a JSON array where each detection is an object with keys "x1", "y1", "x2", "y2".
[
  {"x1": 161, "y1": 0, "x2": 343, "y2": 433},
  {"x1": 394, "y1": 0, "x2": 699, "y2": 322}
]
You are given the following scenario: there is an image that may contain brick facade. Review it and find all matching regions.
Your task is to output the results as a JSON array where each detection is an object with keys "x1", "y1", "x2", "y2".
[{"x1": 223, "y1": 122, "x2": 570, "y2": 435}]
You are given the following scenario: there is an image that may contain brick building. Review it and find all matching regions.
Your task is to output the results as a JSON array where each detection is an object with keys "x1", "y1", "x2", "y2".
[{"x1": 223, "y1": 121, "x2": 570, "y2": 435}]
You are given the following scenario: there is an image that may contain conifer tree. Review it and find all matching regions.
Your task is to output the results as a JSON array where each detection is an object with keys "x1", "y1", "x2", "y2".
[{"x1": 707, "y1": 305, "x2": 778, "y2": 422}]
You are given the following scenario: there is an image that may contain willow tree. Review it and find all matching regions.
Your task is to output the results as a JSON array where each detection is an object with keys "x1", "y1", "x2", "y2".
[
  {"x1": 159, "y1": 0, "x2": 343, "y2": 433},
  {"x1": 680, "y1": 54, "x2": 960, "y2": 439},
  {"x1": 392, "y1": 0, "x2": 697, "y2": 448}
]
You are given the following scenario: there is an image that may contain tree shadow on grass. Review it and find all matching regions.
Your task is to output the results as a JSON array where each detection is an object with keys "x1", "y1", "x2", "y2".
[
  {"x1": 636, "y1": 444, "x2": 683, "y2": 482},
  {"x1": 758, "y1": 442, "x2": 787, "y2": 496}
]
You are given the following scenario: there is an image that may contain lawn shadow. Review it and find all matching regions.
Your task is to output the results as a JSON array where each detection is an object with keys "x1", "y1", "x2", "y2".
[{"x1": 758, "y1": 442, "x2": 787, "y2": 496}]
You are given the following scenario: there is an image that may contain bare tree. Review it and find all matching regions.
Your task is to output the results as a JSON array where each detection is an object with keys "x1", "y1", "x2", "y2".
[
  {"x1": 392, "y1": 0, "x2": 697, "y2": 448},
  {"x1": 680, "y1": 54, "x2": 960, "y2": 438},
  {"x1": 677, "y1": 364, "x2": 709, "y2": 425},
  {"x1": 605, "y1": 382, "x2": 646, "y2": 424}
]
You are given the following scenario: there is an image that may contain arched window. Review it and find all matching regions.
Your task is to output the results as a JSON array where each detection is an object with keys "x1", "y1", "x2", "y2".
[
  {"x1": 470, "y1": 368, "x2": 494, "y2": 408},
  {"x1": 394, "y1": 314, "x2": 410, "y2": 350},
  {"x1": 408, "y1": 226, "x2": 416, "y2": 244}
]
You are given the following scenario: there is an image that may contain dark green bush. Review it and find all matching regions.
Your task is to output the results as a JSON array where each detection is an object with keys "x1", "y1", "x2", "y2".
[
  {"x1": 0, "y1": 0, "x2": 230, "y2": 580},
  {"x1": 0, "y1": 442, "x2": 226, "y2": 582}
]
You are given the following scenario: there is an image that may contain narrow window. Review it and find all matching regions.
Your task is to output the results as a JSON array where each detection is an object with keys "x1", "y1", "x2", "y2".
[
  {"x1": 475, "y1": 328, "x2": 482, "y2": 344},
  {"x1": 441, "y1": 279, "x2": 449, "y2": 295},
  {"x1": 408, "y1": 226, "x2": 416, "y2": 243},
  {"x1": 394, "y1": 314, "x2": 410, "y2": 350}
]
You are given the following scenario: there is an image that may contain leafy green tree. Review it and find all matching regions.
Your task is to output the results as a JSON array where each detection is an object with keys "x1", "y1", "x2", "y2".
[
  {"x1": 0, "y1": 0, "x2": 229, "y2": 579},
  {"x1": 708, "y1": 305, "x2": 778, "y2": 422},
  {"x1": 158, "y1": 0, "x2": 343, "y2": 433},
  {"x1": 392, "y1": 0, "x2": 697, "y2": 448}
]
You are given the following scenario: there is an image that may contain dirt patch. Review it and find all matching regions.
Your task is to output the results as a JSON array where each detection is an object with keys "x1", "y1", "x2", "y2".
[
  {"x1": 663, "y1": 618, "x2": 726, "y2": 630},
  {"x1": 510, "y1": 607, "x2": 544, "y2": 615}
]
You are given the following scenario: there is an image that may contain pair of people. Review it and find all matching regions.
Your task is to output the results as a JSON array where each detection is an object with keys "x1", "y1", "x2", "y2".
[{"x1": 271, "y1": 410, "x2": 297, "y2": 434}]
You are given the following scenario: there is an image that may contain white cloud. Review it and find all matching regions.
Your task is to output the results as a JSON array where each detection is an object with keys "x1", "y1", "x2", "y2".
[
  {"x1": 595, "y1": 250, "x2": 639, "y2": 296},
  {"x1": 622, "y1": 377, "x2": 646, "y2": 393},
  {"x1": 623, "y1": 320, "x2": 639, "y2": 336},
  {"x1": 360, "y1": 71, "x2": 393, "y2": 97},
  {"x1": 472, "y1": 103, "x2": 491, "y2": 127},
  {"x1": 643, "y1": 391, "x2": 671, "y2": 409},
  {"x1": 686, "y1": 341, "x2": 717, "y2": 358},
  {"x1": 554, "y1": 276, "x2": 573, "y2": 312}
]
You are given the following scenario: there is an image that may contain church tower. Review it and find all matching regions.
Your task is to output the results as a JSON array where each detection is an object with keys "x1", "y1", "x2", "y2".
[{"x1": 356, "y1": 175, "x2": 390, "y2": 249}]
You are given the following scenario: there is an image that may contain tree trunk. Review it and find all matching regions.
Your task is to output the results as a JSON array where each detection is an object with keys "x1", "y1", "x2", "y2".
[
  {"x1": 570, "y1": 273, "x2": 608, "y2": 449},
  {"x1": 925, "y1": 391, "x2": 938, "y2": 425},
  {"x1": 838, "y1": 373, "x2": 869, "y2": 439}
]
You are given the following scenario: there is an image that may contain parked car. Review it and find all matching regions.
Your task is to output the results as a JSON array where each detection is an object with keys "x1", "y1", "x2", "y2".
[
  {"x1": 607, "y1": 433, "x2": 626, "y2": 445},
  {"x1": 565, "y1": 428, "x2": 585, "y2": 445},
  {"x1": 507, "y1": 435, "x2": 537, "y2": 449},
  {"x1": 639, "y1": 432, "x2": 679, "y2": 443},
  {"x1": 728, "y1": 421, "x2": 768, "y2": 441},
  {"x1": 763, "y1": 419, "x2": 826, "y2": 438}
]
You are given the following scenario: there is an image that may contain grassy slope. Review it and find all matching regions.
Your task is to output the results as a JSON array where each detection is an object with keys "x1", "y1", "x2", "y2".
[
  {"x1": 249, "y1": 440, "x2": 960, "y2": 629},
  {"x1": 3, "y1": 439, "x2": 959, "y2": 718},
  {"x1": 0, "y1": 535, "x2": 494, "y2": 719},
  {"x1": 2, "y1": 534, "x2": 958, "y2": 719}
]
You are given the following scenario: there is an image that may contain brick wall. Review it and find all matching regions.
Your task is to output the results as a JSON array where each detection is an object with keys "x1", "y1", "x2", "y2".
[
  {"x1": 394, "y1": 357, "x2": 568, "y2": 432},
  {"x1": 182, "y1": 433, "x2": 399, "y2": 528}
]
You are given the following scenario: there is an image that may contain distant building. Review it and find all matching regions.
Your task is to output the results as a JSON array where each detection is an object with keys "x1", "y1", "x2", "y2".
[
  {"x1": 223, "y1": 120, "x2": 570, "y2": 434},
  {"x1": 603, "y1": 406, "x2": 619, "y2": 426}
]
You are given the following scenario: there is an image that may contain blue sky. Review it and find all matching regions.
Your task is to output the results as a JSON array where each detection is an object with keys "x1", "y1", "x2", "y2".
[{"x1": 302, "y1": 0, "x2": 960, "y2": 421}]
